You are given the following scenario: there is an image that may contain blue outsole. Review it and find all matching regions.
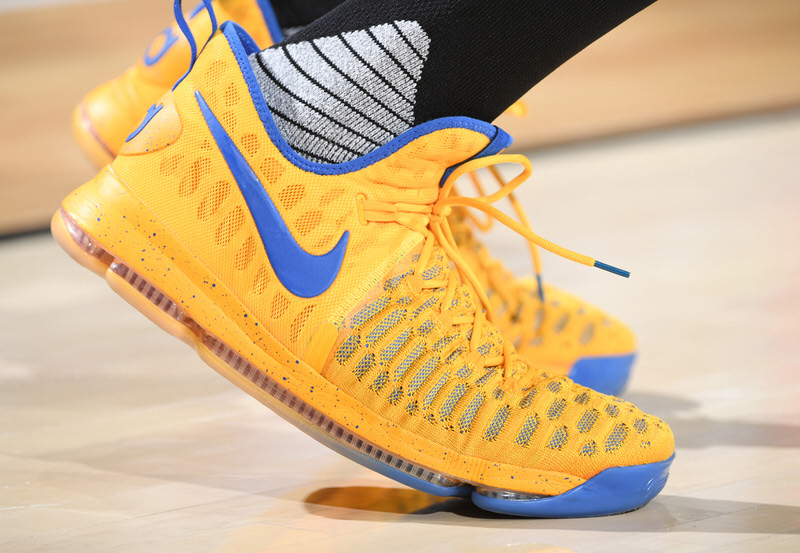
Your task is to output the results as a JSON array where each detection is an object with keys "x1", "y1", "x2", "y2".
[
  {"x1": 324, "y1": 423, "x2": 674, "y2": 517},
  {"x1": 312, "y1": 349, "x2": 673, "y2": 518},
  {"x1": 471, "y1": 454, "x2": 674, "y2": 518},
  {"x1": 568, "y1": 353, "x2": 636, "y2": 396}
]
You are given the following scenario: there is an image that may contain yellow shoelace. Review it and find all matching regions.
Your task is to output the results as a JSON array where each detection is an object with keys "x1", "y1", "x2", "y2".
[
  {"x1": 358, "y1": 154, "x2": 627, "y2": 385},
  {"x1": 463, "y1": 164, "x2": 547, "y2": 301}
]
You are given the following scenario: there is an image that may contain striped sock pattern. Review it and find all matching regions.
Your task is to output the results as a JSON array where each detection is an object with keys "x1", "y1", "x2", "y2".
[{"x1": 249, "y1": 20, "x2": 430, "y2": 164}]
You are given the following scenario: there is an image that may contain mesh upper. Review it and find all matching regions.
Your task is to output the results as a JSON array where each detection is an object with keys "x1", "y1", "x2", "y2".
[
  {"x1": 110, "y1": 29, "x2": 672, "y2": 481},
  {"x1": 324, "y1": 242, "x2": 672, "y2": 477}
]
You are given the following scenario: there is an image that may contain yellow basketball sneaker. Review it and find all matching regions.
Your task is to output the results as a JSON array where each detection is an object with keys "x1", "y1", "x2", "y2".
[
  {"x1": 450, "y1": 205, "x2": 637, "y2": 396},
  {"x1": 72, "y1": 0, "x2": 281, "y2": 167},
  {"x1": 53, "y1": 20, "x2": 673, "y2": 517}
]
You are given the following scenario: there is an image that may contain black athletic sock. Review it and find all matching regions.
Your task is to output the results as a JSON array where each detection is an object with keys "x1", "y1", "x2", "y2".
[
  {"x1": 268, "y1": 0, "x2": 345, "y2": 35},
  {"x1": 250, "y1": 0, "x2": 657, "y2": 163}
]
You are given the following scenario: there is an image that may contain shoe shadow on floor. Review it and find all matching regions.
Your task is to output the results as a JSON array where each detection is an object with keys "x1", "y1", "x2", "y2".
[
  {"x1": 303, "y1": 486, "x2": 800, "y2": 534},
  {"x1": 625, "y1": 392, "x2": 800, "y2": 449}
]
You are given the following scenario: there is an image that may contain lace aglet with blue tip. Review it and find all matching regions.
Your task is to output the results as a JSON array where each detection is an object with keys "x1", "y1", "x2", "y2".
[{"x1": 593, "y1": 260, "x2": 630, "y2": 278}]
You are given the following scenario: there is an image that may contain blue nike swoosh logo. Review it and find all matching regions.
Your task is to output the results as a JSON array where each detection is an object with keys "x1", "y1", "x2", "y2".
[{"x1": 196, "y1": 91, "x2": 349, "y2": 298}]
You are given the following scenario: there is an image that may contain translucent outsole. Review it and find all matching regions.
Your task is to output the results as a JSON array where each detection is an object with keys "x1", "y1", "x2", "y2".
[{"x1": 54, "y1": 208, "x2": 673, "y2": 517}]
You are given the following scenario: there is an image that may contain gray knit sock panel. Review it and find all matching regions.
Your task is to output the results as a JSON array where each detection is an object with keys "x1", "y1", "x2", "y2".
[{"x1": 249, "y1": 20, "x2": 430, "y2": 164}]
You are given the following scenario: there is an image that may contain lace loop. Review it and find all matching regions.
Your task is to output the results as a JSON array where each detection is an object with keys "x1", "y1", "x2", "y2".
[
  {"x1": 172, "y1": 0, "x2": 219, "y2": 90},
  {"x1": 464, "y1": 165, "x2": 545, "y2": 299}
]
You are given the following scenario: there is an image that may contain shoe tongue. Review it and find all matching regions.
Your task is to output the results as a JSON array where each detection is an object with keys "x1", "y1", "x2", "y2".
[
  {"x1": 438, "y1": 124, "x2": 513, "y2": 187},
  {"x1": 345, "y1": 127, "x2": 502, "y2": 207}
]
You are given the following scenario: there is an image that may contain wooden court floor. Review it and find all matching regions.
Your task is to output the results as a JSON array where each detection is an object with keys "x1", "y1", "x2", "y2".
[{"x1": 1, "y1": 109, "x2": 798, "y2": 552}]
